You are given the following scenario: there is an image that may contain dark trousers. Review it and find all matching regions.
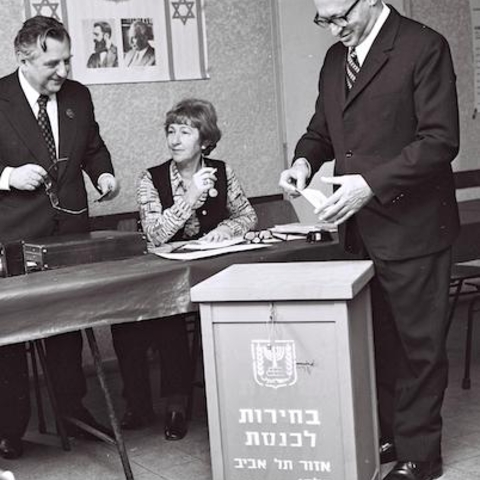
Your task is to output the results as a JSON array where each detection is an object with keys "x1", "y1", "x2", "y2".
[
  {"x1": 371, "y1": 247, "x2": 452, "y2": 461},
  {"x1": 111, "y1": 314, "x2": 192, "y2": 414},
  {"x1": 45, "y1": 331, "x2": 87, "y2": 414},
  {"x1": 0, "y1": 344, "x2": 30, "y2": 438},
  {"x1": 0, "y1": 331, "x2": 87, "y2": 439}
]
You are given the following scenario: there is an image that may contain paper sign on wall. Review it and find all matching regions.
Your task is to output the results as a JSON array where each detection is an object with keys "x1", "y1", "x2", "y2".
[{"x1": 24, "y1": 0, "x2": 209, "y2": 85}]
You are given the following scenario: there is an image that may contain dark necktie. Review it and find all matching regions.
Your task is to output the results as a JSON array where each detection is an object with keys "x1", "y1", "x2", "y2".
[
  {"x1": 346, "y1": 48, "x2": 360, "y2": 91},
  {"x1": 37, "y1": 94, "x2": 56, "y2": 164}
]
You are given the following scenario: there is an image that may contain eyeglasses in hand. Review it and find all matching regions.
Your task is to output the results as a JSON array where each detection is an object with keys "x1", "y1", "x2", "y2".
[{"x1": 43, "y1": 157, "x2": 88, "y2": 215}]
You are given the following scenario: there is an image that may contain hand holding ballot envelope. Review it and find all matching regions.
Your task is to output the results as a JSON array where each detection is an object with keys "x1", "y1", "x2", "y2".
[
  {"x1": 316, "y1": 175, "x2": 374, "y2": 225},
  {"x1": 279, "y1": 161, "x2": 373, "y2": 226}
]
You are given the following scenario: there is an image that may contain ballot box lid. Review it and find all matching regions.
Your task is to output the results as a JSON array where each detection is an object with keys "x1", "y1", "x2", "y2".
[{"x1": 190, "y1": 260, "x2": 374, "y2": 302}]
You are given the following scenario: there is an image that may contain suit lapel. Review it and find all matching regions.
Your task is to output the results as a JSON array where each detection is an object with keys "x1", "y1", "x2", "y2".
[
  {"x1": 344, "y1": 7, "x2": 401, "y2": 110},
  {"x1": 0, "y1": 72, "x2": 53, "y2": 172}
]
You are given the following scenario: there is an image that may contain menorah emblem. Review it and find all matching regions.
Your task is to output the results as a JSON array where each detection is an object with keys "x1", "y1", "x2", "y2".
[{"x1": 251, "y1": 339, "x2": 297, "y2": 389}]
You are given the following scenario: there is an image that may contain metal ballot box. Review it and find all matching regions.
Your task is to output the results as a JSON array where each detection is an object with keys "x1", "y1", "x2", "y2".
[
  {"x1": 23, "y1": 230, "x2": 148, "y2": 271},
  {"x1": 191, "y1": 261, "x2": 379, "y2": 480}
]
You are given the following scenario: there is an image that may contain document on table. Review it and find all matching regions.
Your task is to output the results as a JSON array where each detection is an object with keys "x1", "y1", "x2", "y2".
[
  {"x1": 178, "y1": 237, "x2": 245, "y2": 251},
  {"x1": 150, "y1": 237, "x2": 270, "y2": 261},
  {"x1": 270, "y1": 222, "x2": 337, "y2": 235}
]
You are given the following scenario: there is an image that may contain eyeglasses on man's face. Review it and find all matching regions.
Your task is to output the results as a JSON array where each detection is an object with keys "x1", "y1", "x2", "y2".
[{"x1": 313, "y1": 0, "x2": 362, "y2": 28}]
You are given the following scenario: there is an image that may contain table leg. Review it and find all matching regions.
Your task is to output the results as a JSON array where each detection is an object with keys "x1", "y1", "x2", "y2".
[
  {"x1": 84, "y1": 327, "x2": 134, "y2": 480},
  {"x1": 27, "y1": 341, "x2": 46, "y2": 434}
]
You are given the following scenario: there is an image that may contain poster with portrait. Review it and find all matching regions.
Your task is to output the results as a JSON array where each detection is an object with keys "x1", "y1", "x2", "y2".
[{"x1": 24, "y1": 0, "x2": 209, "y2": 85}]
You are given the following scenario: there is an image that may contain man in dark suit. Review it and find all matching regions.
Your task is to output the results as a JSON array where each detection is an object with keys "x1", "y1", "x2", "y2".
[
  {"x1": 0, "y1": 16, "x2": 118, "y2": 459},
  {"x1": 279, "y1": 1, "x2": 459, "y2": 479}
]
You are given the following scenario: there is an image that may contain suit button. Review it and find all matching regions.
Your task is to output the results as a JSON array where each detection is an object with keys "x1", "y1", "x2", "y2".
[{"x1": 346, "y1": 151, "x2": 353, "y2": 158}]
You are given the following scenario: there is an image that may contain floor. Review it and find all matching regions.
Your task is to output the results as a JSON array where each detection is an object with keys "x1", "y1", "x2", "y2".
[{"x1": 2, "y1": 297, "x2": 480, "y2": 480}]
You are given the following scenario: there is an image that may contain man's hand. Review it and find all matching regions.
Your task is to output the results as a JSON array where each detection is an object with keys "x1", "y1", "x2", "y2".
[
  {"x1": 278, "y1": 159, "x2": 310, "y2": 196},
  {"x1": 97, "y1": 174, "x2": 118, "y2": 201},
  {"x1": 315, "y1": 174, "x2": 374, "y2": 225},
  {"x1": 9, "y1": 164, "x2": 47, "y2": 191}
]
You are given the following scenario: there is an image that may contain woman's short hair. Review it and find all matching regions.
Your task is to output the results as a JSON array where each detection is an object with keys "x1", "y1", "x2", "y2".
[
  {"x1": 165, "y1": 98, "x2": 222, "y2": 155},
  {"x1": 14, "y1": 15, "x2": 70, "y2": 59}
]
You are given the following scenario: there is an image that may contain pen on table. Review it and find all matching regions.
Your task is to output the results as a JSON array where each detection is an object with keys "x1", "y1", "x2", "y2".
[{"x1": 169, "y1": 242, "x2": 189, "y2": 253}]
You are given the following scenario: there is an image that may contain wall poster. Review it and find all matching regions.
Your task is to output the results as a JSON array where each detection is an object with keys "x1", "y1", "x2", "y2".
[{"x1": 24, "y1": 0, "x2": 209, "y2": 85}]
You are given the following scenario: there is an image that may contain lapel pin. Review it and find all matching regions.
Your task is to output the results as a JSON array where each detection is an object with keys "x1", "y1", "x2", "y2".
[{"x1": 66, "y1": 109, "x2": 75, "y2": 119}]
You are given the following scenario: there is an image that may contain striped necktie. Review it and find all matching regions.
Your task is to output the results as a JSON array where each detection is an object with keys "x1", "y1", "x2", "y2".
[
  {"x1": 37, "y1": 94, "x2": 56, "y2": 164},
  {"x1": 346, "y1": 48, "x2": 360, "y2": 91}
]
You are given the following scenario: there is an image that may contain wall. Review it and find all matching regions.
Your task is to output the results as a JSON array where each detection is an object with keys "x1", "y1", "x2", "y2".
[
  {"x1": 0, "y1": 0, "x2": 284, "y2": 217},
  {"x1": 412, "y1": 0, "x2": 480, "y2": 201}
]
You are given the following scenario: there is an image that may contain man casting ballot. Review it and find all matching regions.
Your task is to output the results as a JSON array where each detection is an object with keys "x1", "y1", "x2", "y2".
[{"x1": 279, "y1": 1, "x2": 459, "y2": 479}]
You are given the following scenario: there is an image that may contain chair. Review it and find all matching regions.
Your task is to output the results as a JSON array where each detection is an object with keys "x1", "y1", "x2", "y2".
[
  {"x1": 457, "y1": 277, "x2": 480, "y2": 389},
  {"x1": 448, "y1": 169, "x2": 480, "y2": 388}
]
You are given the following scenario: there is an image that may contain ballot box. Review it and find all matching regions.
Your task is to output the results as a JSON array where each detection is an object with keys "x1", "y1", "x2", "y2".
[{"x1": 190, "y1": 261, "x2": 378, "y2": 480}]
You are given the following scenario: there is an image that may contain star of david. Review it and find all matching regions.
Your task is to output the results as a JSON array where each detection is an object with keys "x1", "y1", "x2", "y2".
[
  {"x1": 172, "y1": 0, "x2": 195, "y2": 26},
  {"x1": 32, "y1": 0, "x2": 60, "y2": 20}
]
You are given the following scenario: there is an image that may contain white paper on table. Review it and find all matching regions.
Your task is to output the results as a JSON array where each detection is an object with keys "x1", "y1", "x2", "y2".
[
  {"x1": 180, "y1": 237, "x2": 246, "y2": 251},
  {"x1": 154, "y1": 243, "x2": 270, "y2": 261},
  {"x1": 270, "y1": 223, "x2": 318, "y2": 235},
  {"x1": 270, "y1": 222, "x2": 337, "y2": 235}
]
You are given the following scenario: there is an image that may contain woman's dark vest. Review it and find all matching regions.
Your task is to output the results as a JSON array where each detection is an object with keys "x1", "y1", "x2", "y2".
[{"x1": 148, "y1": 158, "x2": 228, "y2": 241}]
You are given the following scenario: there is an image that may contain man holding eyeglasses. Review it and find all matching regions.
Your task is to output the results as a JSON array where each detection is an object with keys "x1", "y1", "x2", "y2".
[
  {"x1": 279, "y1": 1, "x2": 459, "y2": 479},
  {"x1": 0, "y1": 16, "x2": 118, "y2": 459}
]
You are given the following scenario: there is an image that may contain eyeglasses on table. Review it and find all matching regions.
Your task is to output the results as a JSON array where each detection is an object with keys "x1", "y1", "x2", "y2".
[{"x1": 243, "y1": 230, "x2": 288, "y2": 244}]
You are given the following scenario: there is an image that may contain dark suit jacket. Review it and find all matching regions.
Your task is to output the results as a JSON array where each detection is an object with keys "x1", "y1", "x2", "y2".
[
  {"x1": 0, "y1": 71, "x2": 114, "y2": 242},
  {"x1": 294, "y1": 7, "x2": 460, "y2": 261}
]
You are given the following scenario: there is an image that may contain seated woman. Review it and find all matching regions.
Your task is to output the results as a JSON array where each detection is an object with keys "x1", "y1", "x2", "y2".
[{"x1": 111, "y1": 98, "x2": 257, "y2": 440}]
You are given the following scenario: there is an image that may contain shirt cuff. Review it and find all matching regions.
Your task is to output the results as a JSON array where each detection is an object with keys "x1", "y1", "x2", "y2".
[
  {"x1": 0, "y1": 167, "x2": 14, "y2": 191},
  {"x1": 97, "y1": 172, "x2": 115, "y2": 186}
]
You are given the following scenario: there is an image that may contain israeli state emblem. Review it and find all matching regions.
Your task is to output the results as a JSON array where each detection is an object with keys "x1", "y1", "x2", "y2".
[{"x1": 251, "y1": 340, "x2": 297, "y2": 388}]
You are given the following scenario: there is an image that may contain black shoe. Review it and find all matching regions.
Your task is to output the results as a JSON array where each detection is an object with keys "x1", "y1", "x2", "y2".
[
  {"x1": 380, "y1": 438, "x2": 397, "y2": 464},
  {"x1": 64, "y1": 408, "x2": 114, "y2": 441},
  {"x1": 121, "y1": 409, "x2": 155, "y2": 430},
  {"x1": 164, "y1": 411, "x2": 187, "y2": 441},
  {"x1": 0, "y1": 437, "x2": 23, "y2": 460},
  {"x1": 384, "y1": 460, "x2": 443, "y2": 480}
]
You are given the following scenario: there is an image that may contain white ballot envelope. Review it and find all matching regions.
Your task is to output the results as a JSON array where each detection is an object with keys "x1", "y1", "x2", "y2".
[{"x1": 297, "y1": 187, "x2": 328, "y2": 209}]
